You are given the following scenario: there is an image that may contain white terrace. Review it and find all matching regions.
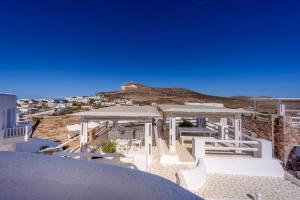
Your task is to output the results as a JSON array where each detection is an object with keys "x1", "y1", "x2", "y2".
[
  {"x1": 64, "y1": 104, "x2": 284, "y2": 190},
  {"x1": 71, "y1": 105, "x2": 161, "y2": 169}
]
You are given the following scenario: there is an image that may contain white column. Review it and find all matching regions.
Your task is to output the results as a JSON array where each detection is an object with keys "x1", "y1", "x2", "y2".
[
  {"x1": 169, "y1": 117, "x2": 176, "y2": 152},
  {"x1": 278, "y1": 103, "x2": 285, "y2": 116},
  {"x1": 145, "y1": 122, "x2": 152, "y2": 165},
  {"x1": 80, "y1": 117, "x2": 88, "y2": 151},
  {"x1": 234, "y1": 114, "x2": 242, "y2": 153},
  {"x1": 192, "y1": 138, "x2": 206, "y2": 160},
  {"x1": 25, "y1": 125, "x2": 29, "y2": 141},
  {"x1": 218, "y1": 117, "x2": 228, "y2": 140},
  {"x1": 218, "y1": 124, "x2": 225, "y2": 139},
  {"x1": 220, "y1": 117, "x2": 228, "y2": 125}
]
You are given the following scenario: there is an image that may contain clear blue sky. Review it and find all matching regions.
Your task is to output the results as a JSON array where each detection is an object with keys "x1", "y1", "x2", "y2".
[{"x1": 0, "y1": 0, "x2": 299, "y2": 99}]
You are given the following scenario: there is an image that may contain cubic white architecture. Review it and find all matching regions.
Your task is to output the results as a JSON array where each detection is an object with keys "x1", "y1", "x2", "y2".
[{"x1": 0, "y1": 93, "x2": 32, "y2": 151}]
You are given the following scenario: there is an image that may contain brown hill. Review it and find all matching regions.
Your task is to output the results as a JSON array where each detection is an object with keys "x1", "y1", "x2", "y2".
[{"x1": 97, "y1": 82, "x2": 252, "y2": 109}]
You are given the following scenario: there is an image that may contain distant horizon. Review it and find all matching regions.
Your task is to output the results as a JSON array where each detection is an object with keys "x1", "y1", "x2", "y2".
[
  {"x1": 1, "y1": 1, "x2": 299, "y2": 98},
  {"x1": 4, "y1": 81, "x2": 300, "y2": 100}
]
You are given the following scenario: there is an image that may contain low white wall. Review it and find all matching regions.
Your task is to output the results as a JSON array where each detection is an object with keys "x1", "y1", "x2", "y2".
[
  {"x1": 158, "y1": 138, "x2": 179, "y2": 164},
  {"x1": 205, "y1": 155, "x2": 284, "y2": 177},
  {"x1": 177, "y1": 158, "x2": 207, "y2": 191}
]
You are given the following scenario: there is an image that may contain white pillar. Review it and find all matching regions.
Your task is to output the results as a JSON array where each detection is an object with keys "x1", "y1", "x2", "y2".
[
  {"x1": 234, "y1": 114, "x2": 242, "y2": 153},
  {"x1": 145, "y1": 122, "x2": 153, "y2": 165},
  {"x1": 218, "y1": 124, "x2": 225, "y2": 139},
  {"x1": 25, "y1": 125, "x2": 29, "y2": 141},
  {"x1": 278, "y1": 103, "x2": 285, "y2": 116},
  {"x1": 80, "y1": 117, "x2": 88, "y2": 151},
  {"x1": 192, "y1": 138, "x2": 206, "y2": 160},
  {"x1": 220, "y1": 117, "x2": 228, "y2": 125},
  {"x1": 169, "y1": 117, "x2": 176, "y2": 152}
]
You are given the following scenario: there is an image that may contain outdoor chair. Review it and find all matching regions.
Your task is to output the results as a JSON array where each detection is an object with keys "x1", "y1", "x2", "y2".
[
  {"x1": 116, "y1": 139, "x2": 130, "y2": 153},
  {"x1": 131, "y1": 139, "x2": 142, "y2": 151}
]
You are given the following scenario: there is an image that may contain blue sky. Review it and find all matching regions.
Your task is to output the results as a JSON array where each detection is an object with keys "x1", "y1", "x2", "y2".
[{"x1": 0, "y1": 0, "x2": 299, "y2": 99}]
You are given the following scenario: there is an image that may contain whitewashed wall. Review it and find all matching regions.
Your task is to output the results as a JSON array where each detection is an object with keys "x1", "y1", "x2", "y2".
[{"x1": 0, "y1": 93, "x2": 17, "y2": 130}]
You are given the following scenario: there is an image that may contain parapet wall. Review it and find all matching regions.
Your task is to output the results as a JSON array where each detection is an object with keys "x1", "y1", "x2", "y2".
[
  {"x1": 282, "y1": 116, "x2": 300, "y2": 165},
  {"x1": 242, "y1": 115, "x2": 273, "y2": 141},
  {"x1": 242, "y1": 115, "x2": 300, "y2": 166}
]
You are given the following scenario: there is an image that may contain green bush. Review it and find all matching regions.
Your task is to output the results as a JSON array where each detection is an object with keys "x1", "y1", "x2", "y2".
[
  {"x1": 32, "y1": 116, "x2": 41, "y2": 124},
  {"x1": 101, "y1": 140, "x2": 116, "y2": 153},
  {"x1": 179, "y1": 119, "x2": 193, "y2": 127}
]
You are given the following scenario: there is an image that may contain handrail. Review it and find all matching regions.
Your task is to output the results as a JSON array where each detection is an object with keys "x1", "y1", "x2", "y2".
[
  {"x1": 205, "y1": 146, "x2": 258, "y2": 152},
  {"x1": 94, "y1": 121, "x2": 110, "y2": 136},
  {"x1": 203, "y1": 139, "x2": 258, "y2": 145},
  {"x1": 4, "y1": 126, "x2": 26, "y2": 138}
]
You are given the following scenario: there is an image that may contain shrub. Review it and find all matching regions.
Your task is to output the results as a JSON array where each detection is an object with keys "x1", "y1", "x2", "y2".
[
  {"x1": 32, "y1": 116, "x2": 41, "y2": 124},
  {"x1": 101, "y1": 140, "x2": 116, "y2": 153},
  {"x1": 179, "y1": 119, "x2": 193, "y2": 127}
]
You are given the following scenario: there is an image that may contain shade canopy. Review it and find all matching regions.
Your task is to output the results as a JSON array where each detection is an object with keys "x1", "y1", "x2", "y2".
[
  {"x1": 67, "y1": 122, "x2": 100, "y2": 131},
  {"x1": 72, "y1": 106, "x2": 162, "y2": 120},
  {"x1": 158, "y1": 104, "x2": 253, "y2": 117}
]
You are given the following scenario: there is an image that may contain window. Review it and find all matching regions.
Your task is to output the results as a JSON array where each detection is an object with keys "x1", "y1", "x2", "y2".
[
  {"x1": 1, "y1": 111, "x2": 5, "y2": 129},
  {"x1": 7, "y1": 109, "x2": 12, "y2": 128}
]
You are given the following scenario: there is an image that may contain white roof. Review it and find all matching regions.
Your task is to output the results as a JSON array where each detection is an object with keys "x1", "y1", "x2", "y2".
[
  {"x1": 159, "y1": 104, "x2": 252, "y2": 115},
  {"x1": 67, "y1": 122, "x2": 100, "y2": 131},
  {"x1": 0, "y1": 152, "x2": 201, "y2": 200},
  {"x1": 72, "y1": 106, "x2": 161, "y2": 120},
  {"x1": 66, "y1": 124, "x2": 81, "y2": 131}
]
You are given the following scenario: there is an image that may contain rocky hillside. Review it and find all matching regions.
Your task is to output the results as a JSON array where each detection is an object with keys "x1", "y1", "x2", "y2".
[
  {"x1": 97, "y1": 82, "x2": 253, "y2": 109},
  {"x1": 33, "y1": 116, "x2": 80, "y2": 143}
]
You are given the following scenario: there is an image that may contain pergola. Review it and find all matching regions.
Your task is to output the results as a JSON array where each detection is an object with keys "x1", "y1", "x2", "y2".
[
  {"x1": 158, "y1": 104, "x2": 253, "y2": 152},
  {"x1": 72, "y1": 106, "x2": 162, "y2": 164}
]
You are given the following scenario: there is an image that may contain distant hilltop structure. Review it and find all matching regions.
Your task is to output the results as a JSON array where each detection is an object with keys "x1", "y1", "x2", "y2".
[{"x1": 121, "y1": 82, "x2": 143, "y2": 91}]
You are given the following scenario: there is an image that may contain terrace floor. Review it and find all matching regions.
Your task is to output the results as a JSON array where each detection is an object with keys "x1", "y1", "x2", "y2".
[{"x1": 147, "y1": 147, "x2": 300, "y2": 200}]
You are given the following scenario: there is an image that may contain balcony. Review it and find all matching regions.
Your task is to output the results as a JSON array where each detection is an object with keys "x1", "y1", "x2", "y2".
[{"x1": 0, "y1": 121, "x2": 32, "y2": 145}]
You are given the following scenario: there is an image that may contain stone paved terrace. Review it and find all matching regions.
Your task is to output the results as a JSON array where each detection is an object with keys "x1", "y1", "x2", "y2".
[{"x1": 147, "y1": 147, "x2": 300, "y2": 200}]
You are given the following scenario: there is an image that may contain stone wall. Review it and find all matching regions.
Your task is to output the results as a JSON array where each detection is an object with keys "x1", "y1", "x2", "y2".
[
  {"x1": 282, "y1": 116, "x2": 300, "y2": 165},
  {"x1": 242, "y1": 115, "x2": 300, "y2": 165},
  {"x1": 242, "y1": 115, "x2": 273, "y2": 140},
  {"x1": 274, "y1": 116, "x2": 284, "y2": 161}
]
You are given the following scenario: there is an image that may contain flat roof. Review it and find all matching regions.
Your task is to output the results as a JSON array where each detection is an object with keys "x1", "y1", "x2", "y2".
[
  {"x1": 72, "y1": 105, "x2": 162, "y2": 120},
  {"x1": 159, "y1": 104, "x2": 253, "y2": 115}
]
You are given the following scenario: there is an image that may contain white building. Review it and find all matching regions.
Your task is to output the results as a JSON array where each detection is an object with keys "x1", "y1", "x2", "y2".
[
  {"x1": 54, "y1": 103, "x2": 72, "y2": 109},
  {"x1": 121, "y1": 83, "x2": 138, "y2": 91},
  {"x1": 0, "y1": 93, "x2": 32, "y2": 151}
]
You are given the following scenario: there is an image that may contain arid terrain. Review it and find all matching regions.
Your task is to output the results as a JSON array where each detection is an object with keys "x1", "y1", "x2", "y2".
[
  {"x1": 98, "y1": 82, "x2": 300, "y2": 112},
  {"x1": 33, "y1": 82, "x2": 300, "y2": 141},
  {"x1": 33, "y1": 116, "x2": 80, "y2": 143}
]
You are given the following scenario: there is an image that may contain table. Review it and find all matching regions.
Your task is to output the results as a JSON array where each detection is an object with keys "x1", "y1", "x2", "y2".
[{"x1": 177, "y1": 127, "x2": 214, "y2": 146}]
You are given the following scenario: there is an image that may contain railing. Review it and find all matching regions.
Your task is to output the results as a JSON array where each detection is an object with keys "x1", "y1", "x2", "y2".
[
  {"x1": 207, "y1": 123, "x2": 261, "y2": 155},
  {"x1": 4, "y1": 126, "x2": 27, "y2": 138},
  {"x1": 205, "y1": 121, "x2": 219, "y2": 134},
  {"x1": 3, "y1": 121, "x2": 32, "y2": 140},
  {"x1": 94, "y1": 121, "x2": 110, "y2": 136},
  {"x1": 204, "y1": 139, "x2": 259, "y2": 152},
  {"x1": 292, "y1": 117, "x2": 300, "y2": 127}
]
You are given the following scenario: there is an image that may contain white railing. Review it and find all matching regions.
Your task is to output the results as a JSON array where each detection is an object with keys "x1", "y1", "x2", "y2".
[
  {"x1": 94, "y1": 121, "x2": 110, "y2": 136},
  {"x1": 3, "y1": 122, "x2": 32, "y2": 140},
  {"x1": 204, "y1": 138, "x2": 260, "y2": 153},
  {"x1": 205, "y1": 121, "x2": 219, "y2": 134},
  {"x1": 4, "y1": 126, "x2": 27, "y2": 138},
  {"x1": 292, "y1": 117, "x2": 300, "y2": 126}
]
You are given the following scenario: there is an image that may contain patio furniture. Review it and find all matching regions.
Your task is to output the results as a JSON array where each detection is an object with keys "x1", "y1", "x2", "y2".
[
  {"x1": 177, "y1": 127, "x2": 214, "y2": 146},
  {"x1": 131, "y1": 139, "x2": 142, "y2": 151},
  {"x1": 116, "y1": 139, "x2": 130, "y2": 153}
]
